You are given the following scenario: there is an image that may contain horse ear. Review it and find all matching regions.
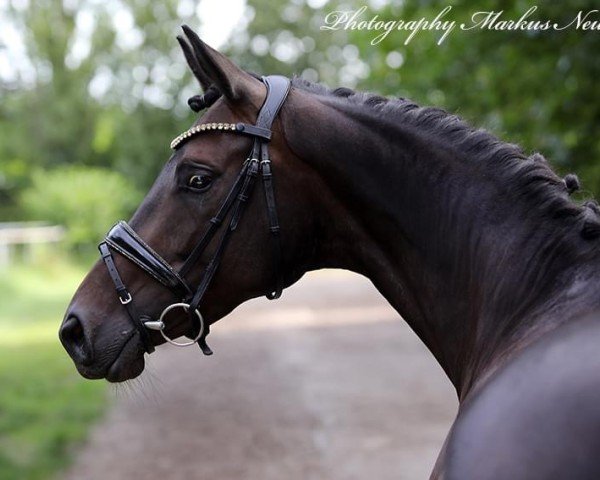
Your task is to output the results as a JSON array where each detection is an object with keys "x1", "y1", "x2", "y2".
[
  {"x1": 176, "y1": 34, "x2": 212, "y2": 91},
  {"x1": 180, "y1": 25, "x2": 264, "y2": 104}
]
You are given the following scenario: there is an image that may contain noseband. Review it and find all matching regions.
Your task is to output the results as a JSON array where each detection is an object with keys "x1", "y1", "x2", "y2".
[{"x1": 98, "y1": 75, "x2": 291, "y2": 355}]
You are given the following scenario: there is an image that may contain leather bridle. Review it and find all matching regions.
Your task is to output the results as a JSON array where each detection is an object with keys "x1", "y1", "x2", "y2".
[{"x1": 98, "y1": 75, "x2": 291, "y2": 355}]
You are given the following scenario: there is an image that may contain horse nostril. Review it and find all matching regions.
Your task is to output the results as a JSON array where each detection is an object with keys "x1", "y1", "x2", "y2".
[{"x1": 60, "y1": 315, "x2": 94, "y2": 366}]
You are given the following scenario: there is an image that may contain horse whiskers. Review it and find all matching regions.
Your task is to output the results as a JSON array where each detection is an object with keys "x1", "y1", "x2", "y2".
[
  {"x1": 111, "y1": 366, "x2": 164, "y2": 404},
  {"x1": 137, "y1": 362, "x2": 166, "y2": 403}
]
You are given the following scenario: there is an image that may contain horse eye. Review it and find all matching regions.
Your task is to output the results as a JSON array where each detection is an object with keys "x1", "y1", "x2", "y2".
[{"x1": 188, "y1": 174, "x2": 212, "y2": 191}]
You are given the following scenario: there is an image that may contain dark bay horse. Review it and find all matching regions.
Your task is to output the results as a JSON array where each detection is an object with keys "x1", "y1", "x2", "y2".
[{"x1": 60, "y1": 26, "x2": 600, "y2": 479}]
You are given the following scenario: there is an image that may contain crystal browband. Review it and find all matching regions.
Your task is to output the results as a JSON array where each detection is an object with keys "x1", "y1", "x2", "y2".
[
  {"x1": 170, "y1": 123, "x2": 236, "y2": 149},
  {"x1": 170, "y1": 121, "x2": 273, "y2": 150}
]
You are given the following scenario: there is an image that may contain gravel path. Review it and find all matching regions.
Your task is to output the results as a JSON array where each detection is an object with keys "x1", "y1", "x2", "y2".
[{"x1": 62, "y1": 270, "x2": 457, "y2": 480}]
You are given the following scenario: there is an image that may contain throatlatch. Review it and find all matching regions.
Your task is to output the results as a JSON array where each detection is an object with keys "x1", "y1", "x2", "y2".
[{"x1": 98, "y1": 75, "x2": 291, "y2": 355}]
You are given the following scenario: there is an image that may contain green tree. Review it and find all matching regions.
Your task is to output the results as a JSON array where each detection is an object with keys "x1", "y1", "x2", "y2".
[
  {"x1": 0, "y1": 0, "x2": 202, "y2": 220},
  {"x1": 237, "y1": 0, "x2": 600, "y2": 193},
  {"x1": 20, "y1": 166, "x2": 141, "y2": 247},
  {"x1": 349, "y1": 0, "x2": 600, "y2": 190},
  {"x1": 2, "y1": 0, "x2": 599, "y2": 227}
]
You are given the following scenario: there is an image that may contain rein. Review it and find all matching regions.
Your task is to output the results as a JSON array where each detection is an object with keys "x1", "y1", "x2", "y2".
[{"x1": 98, "y1": 75, "x2": 291, "y2": 355}]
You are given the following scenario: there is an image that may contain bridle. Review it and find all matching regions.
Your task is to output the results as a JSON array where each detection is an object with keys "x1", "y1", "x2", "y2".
[{"x1": 98, "y1": 75, "x2": 291, "y2": 355}]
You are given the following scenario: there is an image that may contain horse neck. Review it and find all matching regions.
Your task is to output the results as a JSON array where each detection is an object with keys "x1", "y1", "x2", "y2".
[{"x1": 281, "y1": 89, "x2": 600, "y2": 399}]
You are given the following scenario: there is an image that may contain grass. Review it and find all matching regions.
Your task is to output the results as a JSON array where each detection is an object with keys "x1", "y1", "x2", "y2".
[{"x1": 0, "y1": 256, "x2": 108, "y2": 480}]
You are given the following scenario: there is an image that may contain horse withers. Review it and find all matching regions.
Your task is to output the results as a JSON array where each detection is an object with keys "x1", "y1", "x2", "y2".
[{"x1": 59, "y1": 26, "x2": 600, "y2": 479}]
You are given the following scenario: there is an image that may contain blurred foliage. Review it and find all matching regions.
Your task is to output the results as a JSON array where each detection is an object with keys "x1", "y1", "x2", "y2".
[
  {"x1": 348, "y1": 0, "x2": 600, "y2": 191},
  {"x1": 228, "y1": 0, "x2": 353, "y2": 84},
  {"x1": 20, "y1": 166, "x2": 140, "y2": 247},
  {"x1": 0, "y1": 0, "x2": 199, "y2": 226},
  {"x1": 235, "y1": 0, "x2": 600, "y2": 191},
  {"x1": 1, "y1": 0, "x2": 599, "y2": 237},
  {"x1": 0, "y1": 259, "x2": 107, "y2": 479}
]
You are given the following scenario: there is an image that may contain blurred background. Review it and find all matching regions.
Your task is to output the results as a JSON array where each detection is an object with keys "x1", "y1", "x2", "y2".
[{"x1": 0, "y1": 0, "x2": 599, "y2": 478}]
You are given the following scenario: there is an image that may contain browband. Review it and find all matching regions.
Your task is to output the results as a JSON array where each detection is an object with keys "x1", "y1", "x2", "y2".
[
  {"x1": 170, "y1": 75, "x2": 290, "y2": 151},
  {"x1": 170, "y1": 122, "x2": 272, "y2": 150}
]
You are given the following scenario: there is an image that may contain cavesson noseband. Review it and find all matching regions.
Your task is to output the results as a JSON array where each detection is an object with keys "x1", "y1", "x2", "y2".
[{"x1": 99, "y1": 75, "x2": 291, "y2": 355}]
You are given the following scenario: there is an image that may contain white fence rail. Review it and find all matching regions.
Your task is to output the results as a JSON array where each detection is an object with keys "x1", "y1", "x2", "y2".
[{"x1": 0, "y1": 222, "x2": 66, "y2": 266}]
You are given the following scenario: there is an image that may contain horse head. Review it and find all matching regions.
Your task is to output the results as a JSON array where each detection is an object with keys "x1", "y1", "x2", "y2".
[{"x1": 59, "y1": 26, "x2": 321, "y2": 382}]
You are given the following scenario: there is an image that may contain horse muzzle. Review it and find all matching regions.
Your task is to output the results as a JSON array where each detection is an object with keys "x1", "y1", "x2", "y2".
[{"x1": 59, "y1": 309, "x2": 146, "y2": 382}]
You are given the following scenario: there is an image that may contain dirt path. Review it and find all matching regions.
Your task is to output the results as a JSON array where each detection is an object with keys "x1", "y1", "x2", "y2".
[{"x1": 62, "y1": 271, "x2": 457, "y2": 480}]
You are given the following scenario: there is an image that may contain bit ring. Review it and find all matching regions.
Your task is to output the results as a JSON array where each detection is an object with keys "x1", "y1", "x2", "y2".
[{"x1": 145, "y1": 302, "x2": 204, "y2": 347}]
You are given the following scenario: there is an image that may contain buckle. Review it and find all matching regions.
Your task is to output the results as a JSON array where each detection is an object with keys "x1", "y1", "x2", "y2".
[{"x1": 119, "y1": 292, "x2": 132, "y2": 305}]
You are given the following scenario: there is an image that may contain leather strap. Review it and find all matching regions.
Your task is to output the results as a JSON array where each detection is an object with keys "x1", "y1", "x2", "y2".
[
  {"x1": 185, "y1": 159, "x2": 260, "y2": 354},
  {"x1": 235, "y1": 123, "x2": 271, "y2": 140},
  {"x1": 100, "y1": 242, "x2": 131, "y2": 303},
  {"x1": 105, "y1": 221, "x2": 191, "y2": 296},
  {"x1": 99, "y1": 242, "x2": 155, "y2": 353},
  {"x1": 184, "y1": 75, "x2": 290, "y2": 311},
  {"x1": 255, "y1": 76, "x2": 289, "y2": 299},
  {"x1": 256, "y1": 76, "x2": 291, "y2": 130},
  {"x1": 187, "y1": 159, "x2": 260, "y2": 313},
  {"x1": 178, "y1": 160, "x2": 250, "y2": 277},
  {"x1": 261, "y1": 156, "x2": 284, "y2": 299}
]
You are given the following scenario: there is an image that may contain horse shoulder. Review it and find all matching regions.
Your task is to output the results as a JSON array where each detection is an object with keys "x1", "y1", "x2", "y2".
[{"x1": 441, "y1": 313, "x2": 600, "y2": 480}]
